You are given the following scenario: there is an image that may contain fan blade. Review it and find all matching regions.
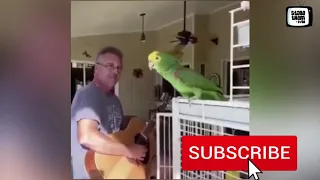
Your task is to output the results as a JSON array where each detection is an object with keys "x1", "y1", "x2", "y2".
[
  {"x1": 189, "y1": 36, "x2": 198, "y2": 44},
  {"x1": 170, "y1": 40, "x2": 179, "y2": 43}
]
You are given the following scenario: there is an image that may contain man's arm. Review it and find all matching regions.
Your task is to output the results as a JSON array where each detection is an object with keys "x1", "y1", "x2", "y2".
[
  {"x1": 72, "y1": 91, "x2": 146, "y2": 160},
  {"x1": 77, "y1": 119, "x2": 130, "y2": 156}
]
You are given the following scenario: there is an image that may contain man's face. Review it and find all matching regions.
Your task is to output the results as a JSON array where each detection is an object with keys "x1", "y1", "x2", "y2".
[{"x1": 95, "y1": 53, "x2": 122, "y2": 88}]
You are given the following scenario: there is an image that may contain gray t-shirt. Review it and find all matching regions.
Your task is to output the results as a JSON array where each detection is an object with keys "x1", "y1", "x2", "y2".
[{"x1": 71, "y1": 83, "x2": 123, "y2": 179}]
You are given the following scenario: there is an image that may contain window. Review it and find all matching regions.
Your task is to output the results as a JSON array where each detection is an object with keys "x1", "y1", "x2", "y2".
[{"x1": 237, "y1": 23, "x2": 250, "y2": 47}]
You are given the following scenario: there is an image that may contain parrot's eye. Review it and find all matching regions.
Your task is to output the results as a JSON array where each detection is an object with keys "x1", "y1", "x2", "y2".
[{"x1": 156, "y1": 56, "x2": 160, "y2": 60}]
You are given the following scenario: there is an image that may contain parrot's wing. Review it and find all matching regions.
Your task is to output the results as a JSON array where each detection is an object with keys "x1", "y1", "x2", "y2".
[{"x1": 175, "y1": 67, "x2": 223, "y2": 93}]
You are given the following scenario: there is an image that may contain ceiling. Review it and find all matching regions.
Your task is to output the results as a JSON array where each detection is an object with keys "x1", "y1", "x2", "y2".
[{"x1": 71, "y1": 1, "x2": 237, "y2": 37}]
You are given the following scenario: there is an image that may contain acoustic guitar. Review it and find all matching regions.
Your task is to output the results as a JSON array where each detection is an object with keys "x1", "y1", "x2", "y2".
[{"x1": 85, "y1": 93, "x2": 171, "y2": 179}]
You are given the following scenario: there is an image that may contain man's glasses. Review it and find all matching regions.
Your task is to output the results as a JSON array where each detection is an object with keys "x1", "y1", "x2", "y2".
[{"x1": 96, "y1": 63, "x2": 122, "y2": 72}]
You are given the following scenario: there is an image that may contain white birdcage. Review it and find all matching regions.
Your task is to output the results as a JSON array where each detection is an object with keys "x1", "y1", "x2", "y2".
[{"x1": 155, "y1": 1, "x2": 250, "y2": 179}]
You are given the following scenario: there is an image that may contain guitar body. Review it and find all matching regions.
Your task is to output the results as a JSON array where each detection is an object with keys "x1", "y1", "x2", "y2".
[{"x1": 85, "y1": 116, "x2": 156, "y2": 179}]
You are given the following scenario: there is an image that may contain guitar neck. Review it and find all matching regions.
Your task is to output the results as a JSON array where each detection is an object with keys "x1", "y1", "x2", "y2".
[
  {"x1": 141, "y1": 120, "x2": 156, "y2": 136},
  {"x1": 141, "y1": 93, "x2": 170, "y2": 136},
  {"x1": 140, "y1": 104, "x2": 166, "y2": 137}
]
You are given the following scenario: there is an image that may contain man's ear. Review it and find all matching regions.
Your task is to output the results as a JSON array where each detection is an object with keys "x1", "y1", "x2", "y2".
[{"x1": 94, "y1": 64, "x2": 99, "y2": 74}]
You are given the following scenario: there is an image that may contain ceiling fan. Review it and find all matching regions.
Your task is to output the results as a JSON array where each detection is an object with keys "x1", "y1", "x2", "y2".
[{"x1": 170, "y1": 1, "x2": 197, "y2": 45}]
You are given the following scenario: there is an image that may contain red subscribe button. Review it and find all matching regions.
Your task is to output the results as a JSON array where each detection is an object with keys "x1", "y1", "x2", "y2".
[{"x1": 182, "y1": 136, "x2": 297, "y2": 171}]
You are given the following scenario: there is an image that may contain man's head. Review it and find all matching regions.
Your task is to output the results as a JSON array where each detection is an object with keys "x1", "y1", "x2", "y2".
[{"x1": 94, "y1": 46, "x2": 123, "y2": 89}]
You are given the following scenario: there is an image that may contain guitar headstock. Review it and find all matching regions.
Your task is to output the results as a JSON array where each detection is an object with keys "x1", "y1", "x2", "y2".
[
  {"x1": 157, "y1": 92, "x2": 171, "y2": 111},
  {"x1": 149, "y1": 92, "x2": 171, "y2": 123}
]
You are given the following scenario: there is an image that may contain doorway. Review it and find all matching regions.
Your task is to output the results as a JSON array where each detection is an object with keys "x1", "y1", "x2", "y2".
[{"x1": 71, "y1": 62, "x2": 94, "y2": 101}]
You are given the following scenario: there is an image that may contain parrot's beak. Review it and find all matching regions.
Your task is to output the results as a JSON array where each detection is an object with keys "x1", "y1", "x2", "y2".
[{"x1": 148, "y1": 61, "x2": 154, "y2": 70}]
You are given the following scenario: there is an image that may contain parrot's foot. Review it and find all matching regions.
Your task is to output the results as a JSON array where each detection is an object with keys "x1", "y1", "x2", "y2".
[
  {"x1": 187, "y1": 96, "x2": 201, "y2": 107},
  {"x1": 187, "y1": 90, "x2": 202, "y2": 107},
  {"x1": 189, "y1": 96, "x2": 199, "y2": 100},
  {"x1": 191, "y1": 88, "x2": 202, "y2": 100},
  {"x1": 187, "y1": 98, "x2": 192, "y2": 107},
  {"x1": 179, "y1": 93, "x2": 190, "y2": 100}
]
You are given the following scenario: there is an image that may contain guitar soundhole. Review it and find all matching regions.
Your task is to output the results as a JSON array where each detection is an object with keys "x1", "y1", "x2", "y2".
[{"x1": 134, "y1": 133, "x2": 150, "y2": 164}]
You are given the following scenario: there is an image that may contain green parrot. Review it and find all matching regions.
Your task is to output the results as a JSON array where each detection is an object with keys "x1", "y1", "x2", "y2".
[
  {"x1": 148, "y1": 51, "x2": 227, "y2": 101},
  {"x1": 148, "y1": 51, "x2": 243, "y2": 179},
  {"x1": 148, "y1": 50, "x2": 241, "y2": 179}
]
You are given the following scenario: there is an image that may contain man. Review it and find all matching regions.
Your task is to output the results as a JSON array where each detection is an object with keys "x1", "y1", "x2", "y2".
[{"x1": 71, "y1": 46, "x2": 147, "y2": 179}]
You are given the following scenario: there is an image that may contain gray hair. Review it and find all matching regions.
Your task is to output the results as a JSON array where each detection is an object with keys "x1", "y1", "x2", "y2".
[{"x1": 96, "y1": 46, "x2": 123, "y2": 63}]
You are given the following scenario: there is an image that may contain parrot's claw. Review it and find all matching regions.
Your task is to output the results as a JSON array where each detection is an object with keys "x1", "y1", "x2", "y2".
[
  {"x1": 188, "y1": 98, "x2": 192, "y2": 107},
  {"x1": 187, "y1": 96, "x2": 198, "y2": 107},
  {"x1": 190, "y1": 96, "x2": 198, "y2": 100}
]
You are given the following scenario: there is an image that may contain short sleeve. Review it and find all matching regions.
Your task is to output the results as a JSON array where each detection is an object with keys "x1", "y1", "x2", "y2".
[{"x1": 71, "y1": 91, "x2": 101, "y2": 125}]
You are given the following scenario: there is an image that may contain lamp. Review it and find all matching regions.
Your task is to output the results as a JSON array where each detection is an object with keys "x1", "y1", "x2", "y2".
[{"x1": 140, "y1": 13, "x2": 146, "y2": 42}]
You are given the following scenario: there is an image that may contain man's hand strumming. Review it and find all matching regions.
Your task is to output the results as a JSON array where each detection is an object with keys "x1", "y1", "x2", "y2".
[{"x1": 126, "y1": 144, "x2": 147, "y2": 161}]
